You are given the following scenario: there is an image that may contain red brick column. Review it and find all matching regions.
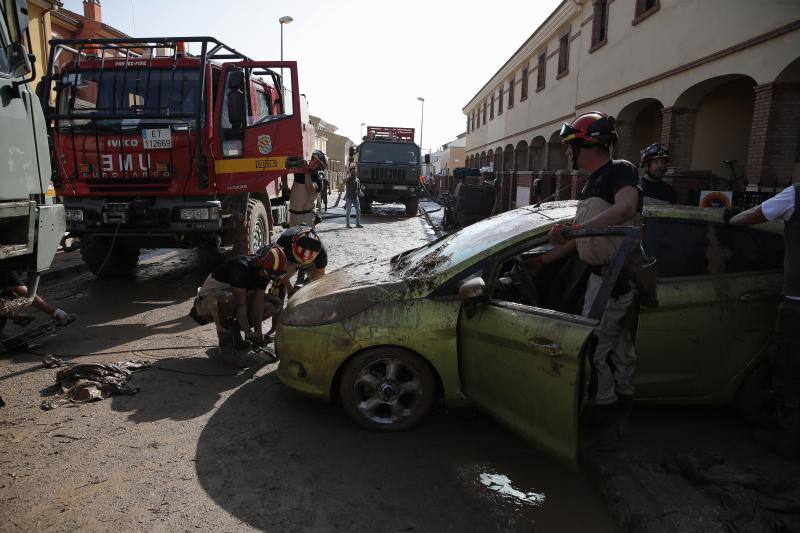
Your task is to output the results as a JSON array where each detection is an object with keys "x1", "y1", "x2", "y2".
[
  {"x1": 746, "y1": 83, "x2": 800, "y2": 188},
  {"x1": 660, "y1": 107, "x2": 698, "y2": 169}
]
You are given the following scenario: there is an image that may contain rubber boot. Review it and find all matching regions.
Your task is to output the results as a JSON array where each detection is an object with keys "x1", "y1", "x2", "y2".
[{"x1": 231, "y1": 328, "x2": 252, "y2": 352}]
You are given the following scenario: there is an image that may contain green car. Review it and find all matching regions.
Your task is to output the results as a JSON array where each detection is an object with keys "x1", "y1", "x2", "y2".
[{"x1": 276, "y1": 201, "x2": 784, "y2": 466}]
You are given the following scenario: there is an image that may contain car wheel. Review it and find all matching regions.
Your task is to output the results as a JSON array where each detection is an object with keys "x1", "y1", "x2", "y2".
[
  {"x1": 340, "y1": 347, "x2": 435, "y2": 431},
  {"x1": 735, "y1": 360, "x2": 773, "y2": 428}
]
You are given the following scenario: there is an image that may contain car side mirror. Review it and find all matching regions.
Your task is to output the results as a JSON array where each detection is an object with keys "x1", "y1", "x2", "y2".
[
  {"x1": 458, "y1": 276, "x2": 486, "y2": 300},
  {"x1": 424, "y1": 154, "x2": 430, "y2": 165}
]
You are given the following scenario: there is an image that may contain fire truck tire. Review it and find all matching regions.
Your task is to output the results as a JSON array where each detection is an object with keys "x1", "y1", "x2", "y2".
[
  {"x1": 405, "y1": 197, "x2": 419, "y2": 217},
  {"x1": 234, "y1": 198, "x2": 270, "y2": 255},
  {"x1": 80, "y1": 236, "x2": 140, "y2": 278}
]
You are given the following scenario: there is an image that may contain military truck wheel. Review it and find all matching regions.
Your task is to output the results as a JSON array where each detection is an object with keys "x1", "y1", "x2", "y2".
[
  {"x1": 234, "y1": 198, "x2": 270, "y2": 255},
  {"x1": 80, "y1": 236, "x2": 140, "y2": 278},
  {"x1": 361, "y1": 197, "x2": 373, "y2": 214},
  {"x1": 405, "y1": 197, "x2": 420, "y2": 217},
  {"x1": 340, "y1": 347, "x2": 436, "y2": 431}
]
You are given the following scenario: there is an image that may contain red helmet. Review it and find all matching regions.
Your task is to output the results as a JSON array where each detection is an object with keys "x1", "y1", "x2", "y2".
[
  {"x1": 560, "y1": 112, "x2": 618, "y2": 146},
  {"x1": 291, "y1": 227, "x2": 322, "y2": 266},
  {"x1": 255, "y1": 244, "x2": 287, "y2": 274}
]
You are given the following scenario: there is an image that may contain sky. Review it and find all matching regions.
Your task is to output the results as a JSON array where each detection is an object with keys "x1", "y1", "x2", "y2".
[{"x1": 62, "y1": 0, "x2": 562, "y2": 152}]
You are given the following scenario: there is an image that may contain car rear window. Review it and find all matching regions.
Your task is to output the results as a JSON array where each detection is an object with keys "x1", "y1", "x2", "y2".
[{"x1": 644, "y1": 219, "x2": 784, "y2": 277}]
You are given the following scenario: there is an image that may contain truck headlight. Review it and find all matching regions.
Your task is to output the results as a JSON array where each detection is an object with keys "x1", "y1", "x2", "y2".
[
  {"x1": 280, "y1": 299, "x2": 375, "y2": 327},
  {"x1": 65, "y1": 208, "x2": 84, "y2": 222}
]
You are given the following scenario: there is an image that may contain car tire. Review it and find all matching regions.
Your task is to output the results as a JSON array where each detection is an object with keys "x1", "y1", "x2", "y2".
[
  {"x1": 340, "y1": 347, "x2": 436, "y2": 431},
  {"x1": 735, "y1": 359, "x2": 773, "y2": 428}
]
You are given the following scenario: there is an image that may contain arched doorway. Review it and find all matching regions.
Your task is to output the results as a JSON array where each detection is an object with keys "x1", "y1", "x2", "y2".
[
  {"x1": 675, "y1": 75, "x2": 756, "y2": 179},
  {"x1": 547, "y1": 131, "x2": 567, "y2": 171},
  {"x1": 503, "y1": 145, "x2": 514, "y2": 172},
  {"x1": 529, "y1": 136, "x2": 546, "y2": 170},
  {"x1": 480, "y1": 151, "x2": 487, "y2": 168},
  {"x1": 493, "y1": 147, "x2": 503, "y2": 173},
  {"x1": 515, "y1": 141, "x2": 529, "y2": 171},
  {"x1": 616, "y1": 98, "x2": 664, "y2": 164}
]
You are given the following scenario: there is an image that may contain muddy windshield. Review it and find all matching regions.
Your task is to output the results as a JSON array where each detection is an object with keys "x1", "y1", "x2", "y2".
[
  {"x1": 391, "y1": 204, "x2": 575, "y2": 277},
  {"x1": 360, "y1": 142, "x2": 419, "y2": 165},
  {"x1": 56, "y1": 68, "x2": 201, "y2": 131}
]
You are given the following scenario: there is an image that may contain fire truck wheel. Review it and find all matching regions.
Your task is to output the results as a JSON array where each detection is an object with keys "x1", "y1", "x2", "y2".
[
  {"x1": 405, "y1": 197, "x2": 419, "y2": 217},
  {"x1": 80, "y1": 236, "x2": 140, "y2": 278},
  {"x1": 235, "y1": 198, "x2": 270, "y2": 255}
]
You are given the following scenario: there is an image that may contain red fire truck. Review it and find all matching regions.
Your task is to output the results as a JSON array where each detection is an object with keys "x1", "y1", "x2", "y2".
[{"x1": 41, "y1": 37, "x2": 314, "y2": 276}]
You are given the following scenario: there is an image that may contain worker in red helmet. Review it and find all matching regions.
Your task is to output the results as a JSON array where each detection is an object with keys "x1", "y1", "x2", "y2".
[
  {"x1": 276, "y1": 225, "x2": 328, "y2": 296},
  {"x1": 640, "y1": 143, "x2": 675, "y2": 205},
  {"x1": 191, "y1": 244, "x2": 287, "y2": 367},
  {"x1": 530, "y1": 111, "x2": 642, "y2": 427}
]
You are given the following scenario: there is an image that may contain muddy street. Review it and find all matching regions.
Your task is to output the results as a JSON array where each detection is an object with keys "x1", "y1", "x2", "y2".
[{"x1": 0, "y1": 199, "x2": 615, "y2": 532}]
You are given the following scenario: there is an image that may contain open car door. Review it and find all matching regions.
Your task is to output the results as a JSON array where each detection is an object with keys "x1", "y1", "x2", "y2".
[
  {"x1": 457, "y1": 227, "x2": 641, "y2": 467},
  {"x1": 212, "y1": 61, "x2": 305, "y2": 194}
]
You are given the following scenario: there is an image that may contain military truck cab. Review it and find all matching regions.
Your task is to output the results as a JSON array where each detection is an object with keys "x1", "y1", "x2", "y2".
[{"x1": 351, "y1": 126, "x2": 421, "y2": 216}]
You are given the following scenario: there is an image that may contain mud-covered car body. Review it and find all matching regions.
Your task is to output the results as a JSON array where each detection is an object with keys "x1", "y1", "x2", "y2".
[{"x1": 276, "y1": 201, "x2": 784, "y2": 465}]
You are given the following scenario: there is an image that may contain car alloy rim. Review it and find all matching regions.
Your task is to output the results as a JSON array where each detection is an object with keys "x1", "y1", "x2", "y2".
[{"x1": 353, "y1": 357, "x2": 423, "y2": 425}]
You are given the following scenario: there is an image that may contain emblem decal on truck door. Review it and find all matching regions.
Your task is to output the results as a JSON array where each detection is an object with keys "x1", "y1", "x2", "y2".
[{"x1": 257, "y1": 134, "x2": 273, "y2": 155}]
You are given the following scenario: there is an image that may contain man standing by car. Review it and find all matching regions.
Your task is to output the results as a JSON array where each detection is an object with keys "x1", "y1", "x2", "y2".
[
  {"x1": 289, "y1": 150, "x2": 327, "y2": 227},
  {"x1": 531, "y1": 112, "x2": 642, "y2": 423},
  {"x1": 192, "y1": 245, "x2": 287, "y2": 366},
  {"x1": 276, "y1": 225, "x2": 328, "y2": 296},
  {"x1": 639, "y1": 143, "x2": 676, "y2": 205},
  {"x1": 728, "y1": 184, "x2": 800, "y2": 459},
  {"x1": 344, "y1": 164, "x2": 364, "y2": 228}
]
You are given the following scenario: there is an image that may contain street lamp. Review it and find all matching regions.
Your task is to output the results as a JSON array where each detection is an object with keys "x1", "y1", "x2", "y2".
[
  {"x1": 279, "y1": 16, "x2": 293, "y2": 104},
  {"x1": 417, "y1": 97, "x2": 424, "y2": 177}
]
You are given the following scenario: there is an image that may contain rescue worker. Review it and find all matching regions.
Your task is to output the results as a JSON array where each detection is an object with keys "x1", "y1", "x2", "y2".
[
  {"x1": 530, "y1": 112, "x2": 642, "y2": 423},
  {"x1": 727, "y1": 183, "x2": 800, "y2": 459},
  {"x1": 276, "y1": 225, "x2": 327, "y2": 296},
  {"x1": 191, "y1": 245, "x2": 287, "y2": 367},
  {"x1": 289, "y1": 150, "x2": 327, "y2": 228},
  {"x1": 344, "y1": 164, "x2": 364, "y2": 228},
  {"x1": 1, "y1": 270, "x2": 74, "y2": 330},
  {"x1": 639, "y1": 143, "x2": 676, "y2": 205}
]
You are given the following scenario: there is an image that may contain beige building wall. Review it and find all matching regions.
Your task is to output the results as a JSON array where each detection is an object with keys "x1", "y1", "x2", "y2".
[
  {"x1": 464, "y1": 0, "x2": 800, "y2": 195},
  {"x1": 25, "y1": 0, "x2": 59, "y2": 88}
]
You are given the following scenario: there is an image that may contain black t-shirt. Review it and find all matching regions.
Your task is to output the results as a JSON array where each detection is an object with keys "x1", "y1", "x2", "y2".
[
  {"x1": 0, "y1": 271, "x2": 25, "y2": 289},
  {"x1": 211, "y1": 256, "x2": 269, "y2": 290},
  {"x1": 292, "y1": 170, "x2": 323, "y2": 193},
  {"x1": 579, "y1": 159, "x2": 642, "y2": 211},
  {"x1": 640, "y1": 175, "x2": 676, "y2": 204},
  {"x1": 277, "y1": 226, "x2": 328, "y2": 269}
]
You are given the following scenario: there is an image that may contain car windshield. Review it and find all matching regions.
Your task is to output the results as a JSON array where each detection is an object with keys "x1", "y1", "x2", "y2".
[
  {"x1": 392, "y1": 202, "x2": 578, "y2": 277},
  {"x1": 57, "y1": 68, "x2": 201, "y2": 131},
  {"x1": 360, "y1": 142, "x2": 419, "y2": 164}
]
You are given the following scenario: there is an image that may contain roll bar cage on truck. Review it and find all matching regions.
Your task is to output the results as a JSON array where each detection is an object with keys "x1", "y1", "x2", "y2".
[
  {"x1": 41, "y1": 36, "x2": 312, "y2": 277},
  {"x1": 1, "y1": 0, "x2": 66, "y2": 346}
]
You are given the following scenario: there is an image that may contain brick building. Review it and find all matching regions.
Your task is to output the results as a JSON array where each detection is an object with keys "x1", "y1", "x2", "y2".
[
  {"x1": 50, "y1": 0, "x2": 134, "y2": 70},
  {"x1": 463, "y1": 0, "x2": 800, "y2": 209}
]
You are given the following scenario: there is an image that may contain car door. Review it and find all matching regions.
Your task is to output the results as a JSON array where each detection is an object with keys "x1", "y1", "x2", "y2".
[
  {"x1": 635, "y1": 218, "x2": 783, "y2": 401},
  {"x1": 457, "y1": 227, "x2": 640, "y2": 467},
  {"x1": 211, "y1": 61, "x2": 305, "y2": 194}
]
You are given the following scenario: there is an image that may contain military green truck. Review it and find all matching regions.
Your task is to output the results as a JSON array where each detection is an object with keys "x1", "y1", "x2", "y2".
[
  {"x1": 1, "y1": 1, "x2": 65, "y2": 305},
  {"x1": 350, "y1": 126, "x2": 425, "y2": 216}
]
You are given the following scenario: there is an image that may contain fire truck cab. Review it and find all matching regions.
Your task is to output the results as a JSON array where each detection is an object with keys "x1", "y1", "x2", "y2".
[{"x1": 42, "y1": 37, "x2": 314, "y2": 276}]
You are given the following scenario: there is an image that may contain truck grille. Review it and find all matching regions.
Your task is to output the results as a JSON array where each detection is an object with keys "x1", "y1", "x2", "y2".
[
  {"x1": 86, "y1": 178, "x2": 171, "y2": 193},
  {"x1": 370, "y1": 168, "x2": 408, "y2": 180}
]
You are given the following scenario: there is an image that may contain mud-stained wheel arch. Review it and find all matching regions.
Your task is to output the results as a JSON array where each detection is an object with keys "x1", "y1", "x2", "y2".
[{"x1": 328, "y1": 343, "x2": 446, "y2": 407}]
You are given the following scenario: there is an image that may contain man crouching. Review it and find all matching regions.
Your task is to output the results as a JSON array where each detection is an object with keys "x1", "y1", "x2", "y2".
[{"x1": 190, "y1": 245, "x2": 287, "y2": 368}]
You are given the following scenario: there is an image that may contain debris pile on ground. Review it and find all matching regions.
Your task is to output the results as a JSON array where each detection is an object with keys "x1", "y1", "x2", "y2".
[{"x1": 40, "y1": 361, "x2": 149, "y2": 410}]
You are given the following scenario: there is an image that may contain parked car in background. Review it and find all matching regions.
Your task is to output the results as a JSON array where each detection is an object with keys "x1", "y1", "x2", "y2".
[{"x1": 276, "y1": 201, "x2": 784, "y2": 466}]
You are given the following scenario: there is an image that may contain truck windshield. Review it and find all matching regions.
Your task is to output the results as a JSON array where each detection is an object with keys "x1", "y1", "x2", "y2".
[
  {"x1": 360, "y1": 142, "x2": 419, "y2": 165},
  {"x1": 56, "y1": 68, "x2": 201, "y2": 130}
]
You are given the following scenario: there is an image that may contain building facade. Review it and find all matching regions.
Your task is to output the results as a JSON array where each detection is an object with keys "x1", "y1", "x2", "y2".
[
  {"x1": 463, "y1": 0, "x2": 800, "y2": 209},
  {"x1": 309, "y1": 115, "x2": 355, "y2": 187},
  {"x1": 432, "y1": 134, "x2": 467, "y2": 177}
]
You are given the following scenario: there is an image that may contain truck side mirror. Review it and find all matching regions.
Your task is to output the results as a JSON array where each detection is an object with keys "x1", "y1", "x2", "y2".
[
  {"x1": 424, "y1": 154, "x2": 430, "y2": 165},
  {"x1": 227, "y1": 89, "x2": 245, "y2": 129},
  {"x1": 349, "y1": 146, "x2": 355, "y2": 159},
  {"x1": 8, "y1": 42, "x2": 32, "y2": 79}
]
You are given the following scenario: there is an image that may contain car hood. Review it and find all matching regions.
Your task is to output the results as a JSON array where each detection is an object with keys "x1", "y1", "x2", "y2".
[{"x1": 288, "y1": 255, "x2": 436, "y2": 308}]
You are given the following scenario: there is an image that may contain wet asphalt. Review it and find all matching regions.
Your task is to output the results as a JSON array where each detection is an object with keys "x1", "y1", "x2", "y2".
[{"x1": 0, "y1": 198, "x2": 615, "y2": 532}]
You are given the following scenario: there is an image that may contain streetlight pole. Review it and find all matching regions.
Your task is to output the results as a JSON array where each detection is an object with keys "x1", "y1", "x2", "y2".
[
  {"x1": 279, "y1": 16, "x2": 293, "y2": 105},
  {"x1": 360, "y1": 122, "x2": 365, "y2": 140},
  {"x1": 417, "y1": 97, "x2": 424, "y2": 178}
]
